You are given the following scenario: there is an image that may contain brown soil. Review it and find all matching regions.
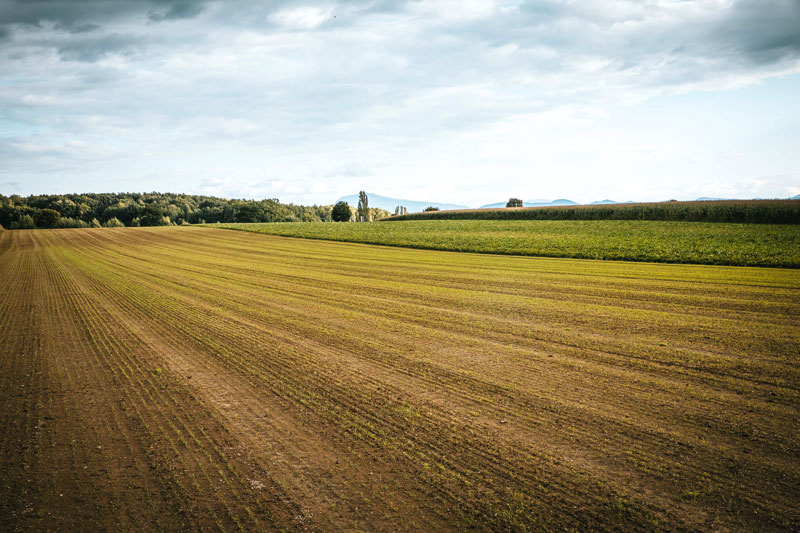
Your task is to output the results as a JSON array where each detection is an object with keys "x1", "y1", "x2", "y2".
[{"x1": 1, "y1": 226, "x2": 798, "y2": 531}]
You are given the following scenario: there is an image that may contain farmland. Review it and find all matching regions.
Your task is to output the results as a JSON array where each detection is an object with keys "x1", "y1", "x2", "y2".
[
  {"x1": 389, "y1": 199, "x2": 800, "y2": 224},
  {"x1": 2, "y1": 226, "x2": 799, "y2": 531},
  {"x1": 221, "y1": 219, "x2": 800, "y2": 267}
]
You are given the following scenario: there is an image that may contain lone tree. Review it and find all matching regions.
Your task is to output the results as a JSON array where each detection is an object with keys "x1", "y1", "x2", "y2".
[
  {"x1": 34, "y1": 208, "x2": 61, "y2": 228},
  {"x1": 332, "y1": 201, "x2": 351, "y2": 222},
  {"x1": 357, "y1": 191, "x2": 369, "y2": 221},
  {"x1": 423, "y1": 206, "x2": 439, "y2": 212},
  {"x1": 506, "y1": 198, "x2": 524, "y2": 208}
]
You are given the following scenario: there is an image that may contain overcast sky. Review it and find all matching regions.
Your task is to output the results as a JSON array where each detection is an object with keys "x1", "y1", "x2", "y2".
[{"x1": 1, "y1": 0, "x2": 799, "y2": 206}]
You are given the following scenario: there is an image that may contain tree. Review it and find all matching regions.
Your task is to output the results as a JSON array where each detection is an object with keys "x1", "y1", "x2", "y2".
[
  {"x1": 370, "y1": 207, "x2": 390, "y2": 220},
  {"x1": 332, "y1": 201, "x2": 351, "y2": 222},
  {"x1": 17, "y1": 214, "x2": 35, "y2": 229},
  {"x1": 357, "y1": 191, "x2": 369, "y2": 221},
  {"x1": 235, "y1": 204, "x2": 260, "y2": 223},
  {"x1": 139, "y1": 205, "x2": 166, "y2": 226},
  {"x1": 506, "y1": 198, "x2": 524, "y2": 208},
  {"x1": 423, "y1": 206, "x2": 439, "y2": 212},
  {"x1": 34, "y1": 208, "x2": 60, "y2": 228},
  {"x1": 103, "y1": 217, "x2": 125, "y2": 227}
]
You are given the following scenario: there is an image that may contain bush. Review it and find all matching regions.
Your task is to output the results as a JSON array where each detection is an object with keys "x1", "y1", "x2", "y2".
[
  {"x1": 423, "y1": 206, "x2": 440, "y2": 212},
  {"x1": 332, "y1": 201, "x2": 351, "y2": 222}
]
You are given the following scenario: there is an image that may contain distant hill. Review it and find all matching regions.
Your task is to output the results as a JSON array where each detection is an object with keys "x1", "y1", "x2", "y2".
[
  {"x1": 539, "y1": 199, "x2": 578, "y2": 206},
  {"x1": 337, "y1": 193, "x2": 469, "y2": 213},
  {"x1": 479, "y1": 202, "x2": 511, "y2": 209},
  {"x1": 792, "y1": 194, "x2": 800, "y2": 200},
  {"x1": 590, "y1": 199, "x2": 618, "y2": 205}
]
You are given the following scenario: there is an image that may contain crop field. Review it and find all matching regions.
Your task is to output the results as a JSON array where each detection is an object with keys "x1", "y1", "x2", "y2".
[
  {"x1": 389, "y1": 199, "x2": 800, "y2": 224},
  {"x1": 221, "y1": 219, "x2": 800, "y2": 267},
  {"x1": 1, "y1": 226, "x2": 799, "y2": 531}
]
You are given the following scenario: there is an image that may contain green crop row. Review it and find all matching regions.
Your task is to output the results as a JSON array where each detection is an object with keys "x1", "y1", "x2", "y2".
[
  {"x1": 387, "y1": 199, "x2": 800, "y2": 224},
  {"x1": 218, "y1": 219, "x2": 800, "y2": 268}
]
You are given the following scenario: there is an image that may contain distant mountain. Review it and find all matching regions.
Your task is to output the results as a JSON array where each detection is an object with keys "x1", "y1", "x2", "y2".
[
  {"x1": 478, "y1": 198, "x2": 579, "y2": 209},
  {"x1": 524, "y1": 198, "x2": 578, "y2": 207},
  {"x1": 791, "y1": 194, "x2": 800, "y2": 200},
  {"x1": 590, "y1": 199, "x2": 618, "y2": 205},
  {"x1": 695, "y1": 197, "x2": 730, "y2": 201},
  {"x1": 336, "y1": 192, "x2": 469, "y2": 213}
]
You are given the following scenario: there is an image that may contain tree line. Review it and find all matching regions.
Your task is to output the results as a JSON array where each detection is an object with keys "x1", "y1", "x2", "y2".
[{"x1": 0, "y1": 192, "x2": 338, "y2": 230}]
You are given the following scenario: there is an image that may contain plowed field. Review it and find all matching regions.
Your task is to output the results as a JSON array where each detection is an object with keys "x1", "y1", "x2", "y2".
[{"x1": 1, "y1": 226, "x2": 798, "y2": 531}]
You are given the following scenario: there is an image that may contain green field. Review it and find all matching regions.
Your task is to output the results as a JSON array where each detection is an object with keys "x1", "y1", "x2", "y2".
[{"x1": 219, "y1": 219, "x2": 800, "y2": 267}]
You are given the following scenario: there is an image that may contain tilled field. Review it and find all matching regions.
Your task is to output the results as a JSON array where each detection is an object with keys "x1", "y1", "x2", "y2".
[{"x1": 1, "y1": 226, "x2": 798, "y2": 531}]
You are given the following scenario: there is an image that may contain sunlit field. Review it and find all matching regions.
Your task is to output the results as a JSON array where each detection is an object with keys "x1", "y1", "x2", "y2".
[
  {"x1": 223, "y1": 219, "x2": 800, "y2": 267},
  {"x1": 1, "y1": 226, "x2": 798, "y2": 531}
]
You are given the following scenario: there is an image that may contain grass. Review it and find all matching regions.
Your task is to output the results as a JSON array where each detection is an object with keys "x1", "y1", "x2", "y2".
[
  {"x1": 2, "y1": 225, "x2": 799, "y2": 531},
  {"x1": 218, "y1": 219, "x2": 800, "y2": 267}
]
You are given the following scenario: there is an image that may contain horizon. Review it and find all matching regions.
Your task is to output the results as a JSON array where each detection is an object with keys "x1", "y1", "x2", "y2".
[
  {"x1": 2, "y1": 189, "x2": 798, "y2": 210},
  {"x1": 2, "y1": 1, "x2": 799, "y2": 204}
]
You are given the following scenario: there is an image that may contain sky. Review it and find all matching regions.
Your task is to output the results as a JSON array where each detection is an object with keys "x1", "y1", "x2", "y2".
[{"x1": 1, "y1": 0, "x2": 799, "y2": 207}]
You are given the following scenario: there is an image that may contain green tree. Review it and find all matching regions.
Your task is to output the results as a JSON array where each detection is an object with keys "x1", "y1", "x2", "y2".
[
  {"x1": 34, "y1": 208, "x2": 61, "y2": 228},
  {"x1": 103, "y1": 217, "x2": 125, "y2": 227},
  {"x1": 357, "y1": 191, "x2": 369, "y2": 221},
  {"x1": 332, "y1": 201, "x2": 351, "y2": 222},
  {"x1": 236, "y1": 204, "x2": 260, "y2": 223},
  {"x1": 139, "y1": 206, "x2": 166, "y2": 226},
  {"x1": 423, "y1": 206, "x2": 440, "y2": 212},
  {"x1": 506, "y1": 198, "x2": 524, "y2": 208},
  {"x1": 18, "y1": 214, "x2": 35, "y2": 229},
  {"x1": 370, "y1": 207, "x2": 390, "y2": 220}
]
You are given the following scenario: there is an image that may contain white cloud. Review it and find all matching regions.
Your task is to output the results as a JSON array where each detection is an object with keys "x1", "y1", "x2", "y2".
[
  {"x1": 269, "y1": 6, "x2": 333, "y2": 30},
  {"x1": 1, "y1": 0, "x2": 799, "y2": 203}
]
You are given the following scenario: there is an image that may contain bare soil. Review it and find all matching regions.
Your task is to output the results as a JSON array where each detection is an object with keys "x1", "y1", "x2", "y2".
[{"x1": 1, "y1": 226, "x2": 798, "y2": 531}]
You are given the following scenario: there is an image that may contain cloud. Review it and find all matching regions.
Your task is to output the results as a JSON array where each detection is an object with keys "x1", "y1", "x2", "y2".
[
  {"x1": 56, "y1": 33, "x2": 146, "y2": 62},
  {"x1": 147, "y1": 1, "x2": 209, "y2": 22},
  {"x1": 716, "y1": 0, "x2": 800, "y2": 64},
  {"x1": 0, "y1": 0, "x2": 798, "y2": 203},
  {"x1": 0, "y1": 0, "x2": 213, "y2": 27},
  {"x1": 270, "y1": 6, "x2": 333, "y2": 30},
  {"x1": 55, "y1": 22, "x2": 101, "y2": 34}
]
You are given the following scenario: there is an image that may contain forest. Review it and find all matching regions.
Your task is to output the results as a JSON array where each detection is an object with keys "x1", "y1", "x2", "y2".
[{"x1": 0, "y1": 192, "x2": 386, "y2": 229}]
